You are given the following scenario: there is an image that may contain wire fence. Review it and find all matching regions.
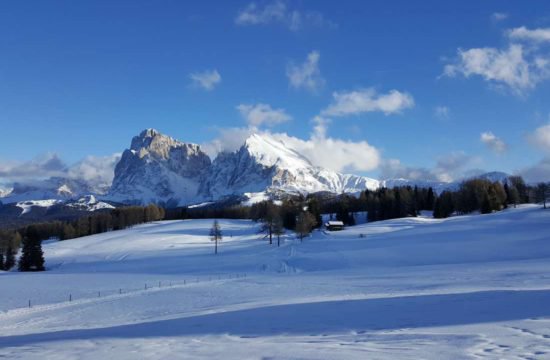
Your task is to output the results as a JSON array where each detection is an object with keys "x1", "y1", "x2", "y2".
[{"x1": 3, "y1": 273, "x2": 247, "y2": 313}]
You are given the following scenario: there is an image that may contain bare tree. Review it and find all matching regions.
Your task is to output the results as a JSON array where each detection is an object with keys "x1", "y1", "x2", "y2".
[
  {"x1": 209, "y1": 220, "x2": 223, "y2": 254},
  {"x1": 273, "y1": 215, "x2": 285, "y2": 247},
  {"x1": 259, "y1": 203, "x2": 279, "y2": 245},
  {"x1": 295, "y1": 212, "x2": 316, "y2": 242}
]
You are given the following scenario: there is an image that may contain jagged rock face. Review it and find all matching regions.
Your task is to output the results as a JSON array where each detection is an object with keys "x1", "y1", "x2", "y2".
[
  {"x1": 109, "y1": 129, "x2": 211, "y2": 205},
  {"x1": 199, "y1": 134, "x2": 381, "y2": 199},
  {"x1": 198, "y1": 146, "x2": 277, "y2": 199}
]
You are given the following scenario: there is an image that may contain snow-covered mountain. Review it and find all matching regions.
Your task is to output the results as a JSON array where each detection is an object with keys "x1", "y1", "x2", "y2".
[
  {"x1": 199, "y1": 134, "x2": 380, "y2": 200},
  {"x1": 106, "y1": 130, "x2": 381, "y2": 205},
  {"x1": 108, "y1": 129, "x2": 211, "y2": 206},
  {"x1": 0, "y1": 129, "x2": 513, "y2": 207},
  {"x1": 0, "y1": 177, "x2": 108, "y2": 204},
  {"x1": 14, "y1": 195, "x2": 114, "y2": 216}
]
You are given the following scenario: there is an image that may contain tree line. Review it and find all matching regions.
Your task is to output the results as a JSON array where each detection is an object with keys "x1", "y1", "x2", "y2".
[
  {"x1": 434, "y1": 176, "x2": 548, "y2": 218},
  {"x1": 2, "y1": 176, "x2": 548, "y2": 270},
  {"x1": 0, "y1": 204, "x2": 165, "y2": 271}
]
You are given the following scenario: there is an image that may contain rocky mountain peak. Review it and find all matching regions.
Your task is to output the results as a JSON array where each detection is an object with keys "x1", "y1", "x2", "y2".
[
  {"x1": 109, "y1": 129, "x2": 211, "y2": 205},
  {"x1": 242, "y1": 133, "x2": 313, "y2": 169}
]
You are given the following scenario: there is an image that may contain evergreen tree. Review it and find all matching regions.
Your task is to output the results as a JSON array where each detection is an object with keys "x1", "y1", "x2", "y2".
[
  {"x1": 0, "y1": 251, "x2": 4, "y2": 270},
  {"x1": 508, "y1": 176, "x2": 529, "y2": 203},
  {"x1": 18, "y1": 230, "x2": 45, "y2": 272},
  {"x1": 503, "y1": 182, "x2": 511, "y2": 208},
  {"x1": 335, "y1": 195, "x2": 351, "y2": 225},
  {"x1": 306, "y1": 197, "x2": 322, "y2": 228},
  {"x1": 366, "y1": 195, "x2": 378, "y2": 222},
  {"x1": 4, "y1": 246, "x2": 15, "y2": 270},
  {"x1": 280, "y1": 199, "x2": 298, "y2": 230},
  {"x1": 535, "y1": 182, "x2": 549, "y2": 209},
  {"x1": 61, "y1": 224, "x2": 77, "y2": 240},
  {"x1": 209, "y1": 220, "x2": 223, "y2": 254},
  {"x1": 508, "y1": 186, "x2": 520, "y2": 208},
  {"x1": 480, "y1": 191, "x2": 492, "y2": 214},
  {"x1": 426, "y1": 187, "x2": 435, "y2": 210},
  {"x1": 433, "y1": 191, "x2": 454, "y2": 218}
]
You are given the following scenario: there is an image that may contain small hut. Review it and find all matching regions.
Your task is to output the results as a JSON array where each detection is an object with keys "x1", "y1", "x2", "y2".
[{"x1": 325, "y1": 220, "x2": 344, "y2": 231}]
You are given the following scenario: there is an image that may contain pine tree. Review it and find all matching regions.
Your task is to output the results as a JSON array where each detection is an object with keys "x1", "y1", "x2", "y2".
[
  {"x1": 426, "y1": 187, "x2": 435, "y2": 210},
  {"x1": 0, "y1": 251, "x2": 4, "y2": 271},
  {"x1": 209, "y1": 220, "x2": 223, "y2": 254},
  {"x1": 336, "y1": 195, "x2": 352, "y2": 225},
  {"x1": 18, "y1": 235, "x2": 45, "y2": 272},
  {"x1": 306, "y1": 197, "x2": 322, "y2": 228},
  {"x1": 61, "y1": 224, "x2": 77, "y2": 240},
  {"x1": 508, "y1": 186, "x2": 520, "y2": 208},
  {"x1": 480, "y1": 191, "x2": 492, "y2": 214},
  {"x1": 4, "y1": 246, "x2": 15, "y2": 270},
  {"x1": 434, "y1": 191, "x2": 454, "y2": 218}
]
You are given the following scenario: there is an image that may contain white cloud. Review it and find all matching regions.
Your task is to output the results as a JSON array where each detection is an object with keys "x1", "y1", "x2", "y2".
[
  {"x1": 508, "y1": 26, "x2": 550, "y2": 43},
  {"x1": 520, "y1": 157, "x2": 550, "y2": 183},
  {"x1": 0, "y1": 153, "x2": 67, "y2": 180},
  {"x1": 434, "y1": 106, "x2": 450, "y2": 119},
  {"x1": 201, "y1": 127, "x2": 257, "y2": 158},
  {"x1": 68, "y1": 154, "x2": 121, "y2": 186},
  {"x1": 270, "y1": 117, "x2": 380, "y2": 172},
  {"x1": 379, "y1": 159, "x2": 437, "y2": 181},
  {"x1": 0, "y1": 153, "x2": 120, "y2": 188},
  {"x1": 235, "y1": 1, "x2": 335, "y2": 31},
  {"x1": 236, "y1": 103, "x2": 292, "y2": 127},
  {"x1": 380, "y1": 151, "x2": 479, "y2": 183},
  {"x1": 491, "y1": 12, "x2": 509, "y2": 22},
  {"x1": 235, "y1": 1, "x2": 286, "y2": 26},
  {"x1": 435, "y1": 151, "x2": 479, "y2": 182},
  {"x1": 443, "y1": 44, "x2": 538, "y2": 94},
  {"x1": 321, "y1": 88, "x2": 415, "y2": 117},
  {"x1": 286, "y1": 51, "x2": 325, "y2": 93},
  {"x1": 204, "y1": 117, "x2": 380, "y2": 173},
  {"x1": 480, "y1": 131, "x2": 507, "y2": 154},
  {"x1": 189, "y1": 69, "x2": 221, "y2": 91},
  {"x1": 528, "y1": 123, "x2": 550, "y2": 153},
  {"x1": 443, "y1": 24, "x2": 550, "y2": 95}
]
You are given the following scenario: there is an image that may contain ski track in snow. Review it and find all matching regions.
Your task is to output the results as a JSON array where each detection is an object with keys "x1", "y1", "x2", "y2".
[{"x1": 0, "y1": 205, "x2": 550, "y2": 359}]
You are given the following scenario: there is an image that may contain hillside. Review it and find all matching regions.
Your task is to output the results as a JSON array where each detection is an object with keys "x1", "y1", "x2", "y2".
[{"x1": 1, "y1": 205, "x2": 549, "y2": 359}]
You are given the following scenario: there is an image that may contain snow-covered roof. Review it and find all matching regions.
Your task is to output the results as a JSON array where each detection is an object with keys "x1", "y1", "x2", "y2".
[{"x1": 326, "y1": 221, "x2": 344, "y2": 226}]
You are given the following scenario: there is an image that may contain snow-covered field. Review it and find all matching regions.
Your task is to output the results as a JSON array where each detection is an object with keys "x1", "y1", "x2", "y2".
[{"x1": 1, "y1": 205, "x2": 550, "y2": 359}]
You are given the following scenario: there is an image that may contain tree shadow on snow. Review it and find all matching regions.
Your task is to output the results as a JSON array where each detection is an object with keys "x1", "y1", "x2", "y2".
[{"x1": 2, "y1": 289, "x2": 550, "y2": 347}]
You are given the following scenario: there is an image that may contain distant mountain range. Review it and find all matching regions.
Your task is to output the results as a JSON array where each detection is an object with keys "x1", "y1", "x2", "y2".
[{"x1": 0, "y1": 129, "x2": 511, "y2": 210}]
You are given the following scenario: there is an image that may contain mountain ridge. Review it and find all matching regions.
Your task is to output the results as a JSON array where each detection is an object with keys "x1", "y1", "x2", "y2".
[{"x1": 0, "y1": 129, "x2": 511, "y2": 207}]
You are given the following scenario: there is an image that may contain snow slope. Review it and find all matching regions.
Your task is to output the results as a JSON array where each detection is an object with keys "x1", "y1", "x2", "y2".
[{"x1": 1, "y1": 205, "x2": 549, "y2": 359}]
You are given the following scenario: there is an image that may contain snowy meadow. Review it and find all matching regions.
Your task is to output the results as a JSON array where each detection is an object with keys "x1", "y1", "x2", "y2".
[{"x1": 1, "y1": 205, "x2": 549, "y2": 359}]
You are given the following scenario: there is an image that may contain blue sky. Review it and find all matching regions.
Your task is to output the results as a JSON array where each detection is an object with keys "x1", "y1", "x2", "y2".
[{"x1": 1, "y1": 0, "x2": 550, "y2": 185}]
